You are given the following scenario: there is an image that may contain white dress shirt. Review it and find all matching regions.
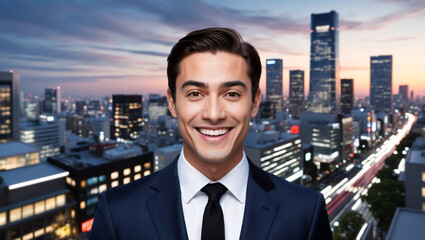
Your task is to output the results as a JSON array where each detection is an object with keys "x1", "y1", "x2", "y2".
[{"x1": 177, "y1": 149, "x2": 249, "y2": 240}]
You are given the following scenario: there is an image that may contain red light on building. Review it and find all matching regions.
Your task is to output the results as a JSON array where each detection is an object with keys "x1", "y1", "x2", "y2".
[
  {"x1": 9, "y1": 69, "x2": 13, "y2": 73},
  {"x1": 266, "y1": 126, "x2": 270, "y2": 131},
  {"x1": 81, "y1": 218, "x2": 94, "y2": 232},
  {"x1": 291, "y1": 125, "x2": 300, "y2": 134},
  {"x1": 331, "y1": 27, "x2": 335, "y2": 30},
  {"x1": 367, "y1": 127, "x2": 371, "y2": 133}
]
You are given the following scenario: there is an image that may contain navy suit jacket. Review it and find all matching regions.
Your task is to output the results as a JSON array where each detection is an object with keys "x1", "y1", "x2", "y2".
[{"x1": 90, "y1": 159, "x2": 332, "y2": 240}]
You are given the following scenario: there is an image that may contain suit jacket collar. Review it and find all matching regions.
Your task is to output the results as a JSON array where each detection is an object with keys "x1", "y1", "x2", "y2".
[{"x1": 146, "y1": 157, "x2": 278, "y2": 240}]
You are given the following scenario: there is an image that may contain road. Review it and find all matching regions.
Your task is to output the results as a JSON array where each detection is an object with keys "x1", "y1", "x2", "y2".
[{"x1": 322, "y1": 113, "x2": 415, "y2": 233}]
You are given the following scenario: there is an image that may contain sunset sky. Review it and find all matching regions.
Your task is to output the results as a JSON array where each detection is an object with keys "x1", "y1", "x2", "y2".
[{"x1": 1, "y1": 0, "x2": 424, "y2": 98}]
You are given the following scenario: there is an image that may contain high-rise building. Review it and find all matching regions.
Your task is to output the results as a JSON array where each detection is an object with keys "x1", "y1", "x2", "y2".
[
  {"x1": 308, "y1": 10, "x2": 340, "y2": 113},
  {"x1": 0, "y1": 71, "x2": 19, "y2": 143},
  {"x1": 25, "y1": 97, "x2": 40, "y2": 120},
  {"x1": 370, "y1": 55, "x2": 392, "y2": 113},
  {"x1": 399, "y1": 85, "x2": 408, "y2": 102},
  {"x1": 341, "y1": 79, "x2": 354, "y2": 114},
  {"x1": 20, "y1": 120, "x2": 61, "y2": 160},
  {"x1": 44, "y1": 86, "x2": 61, "y2": 114},
  {"x1": 266, "y1": 59, "x2": 283, "y2": 116},
  {"x1": 289, "y1": 70, "x2": 304, "y2": 118},
  {"x1": 112, "y1": 95, "x2": 142, "y2": 141}
]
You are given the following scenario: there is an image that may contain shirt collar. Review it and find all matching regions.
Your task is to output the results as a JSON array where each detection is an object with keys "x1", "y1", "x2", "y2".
[{"x1": 177, "y1": 148, "x2": 249, "y2": 204}]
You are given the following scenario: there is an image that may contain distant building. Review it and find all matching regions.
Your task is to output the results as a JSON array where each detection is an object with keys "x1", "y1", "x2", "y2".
[
  {"x1": 0, "y1": 162, "x2": 76, "y2": 240},
  {"x1": 154, "y1": 144, "x2": 182, "y2": 171},
  {"x1": 404, "y1": 137, "x2": 425, "y2": 211},
  {"x1": 370, "y1": 55, "x2": 392, "y2": 113},
  {"x1": 351, "y1": 107, "x2": 378, "y2": 144},
  {"x1": 266, "y1": 59, "x2": 283, "y2": 116},
  {"x1": 0, "y1": 142, "x2": 40, "y2": 171},
  {"x1": 75, "y1": 101, "x2": 86, "y2": 116},
  {"x1": 112, "y1": 95, "x2": 142, "y2": 141},
  {"x1": 43, "y1": 87, "x2": 61, "y2": 114},
  {"x1": 300, "y1": 112, "x2": 342, "y2": 167},
  {"x1": 0, "y1": 71, "x2": 19, "y2": 143},
  {"x1": 386, "y1": 208, "x2": 425, "y2": 240},
  {"x1": 259, "y1": 100, "x2": 275, "y2": 120},
  {"x1": 20, "y1": 120, "x2": 62, "y2": 160},
  {"x1": 48, "y1": 144, "x2": 153, "y2": 238},
  {"x1": 148, "y1": 94, "x2": 168, "y2": 120},
  {"x1": 66, "y1": 115, "x2": 110, "y2": 142},
  {"x1": 341, "y1": 79, "x2": 354, "y2": 114},
  {"x1": 245, "y1": 131, "x2": 303, "y2": 183},
  {"x1": 308, "y1": 11, "x2": 340, "y2": 113},
  {"x1": 399, "y1": 85, "x2": 409, "y2": 103},
  {"x1": 25, "y1": 97, "x2": 40, "y2": 121},
  {"x1": 289, "y1": 70, "x2": 304, "y2": 118}
]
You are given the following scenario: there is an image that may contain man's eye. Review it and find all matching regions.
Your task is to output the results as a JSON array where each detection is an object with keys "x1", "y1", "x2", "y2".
[
  {"x1": 226, "y1": 92, "x2": 240, "y2": 98},
  {"x1": 187, "y1": 91, "x2": 201, "y2": 97}
]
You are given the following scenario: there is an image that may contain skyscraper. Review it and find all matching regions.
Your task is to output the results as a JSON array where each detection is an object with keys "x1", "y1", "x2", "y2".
[
  {"x1": 44, "y1": 86, "x2": 61, "y2": 114},
  {"x1": 370, "y1": 55, "x2": 392, "y2": 113},
  {"x1": 0, "y1": 71, "x2": 19, "y2": 143},
  {"x1": 266, "y1": 59, "x2": 283, "y2": 115},
  {"x1": 399, "y1": 85, "x2": 408, "y2": 102},
  {"x1": 308, "y1": 10, "x2": 340, "y2": 113},
  {"x1": 112, "y1": 95, "x2": 142, "y2": 141},
  {"x1": 341, "y1": 79, "x2": 354, "y2": 114},
  {"x1": 289, "y1": 70, "x2": 304, "y2": 118}
]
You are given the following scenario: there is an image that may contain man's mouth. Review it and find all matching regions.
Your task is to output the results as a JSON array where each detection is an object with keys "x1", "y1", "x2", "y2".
[{"x1": 197, "y1": 128, "x2": 231, "y2": 136}]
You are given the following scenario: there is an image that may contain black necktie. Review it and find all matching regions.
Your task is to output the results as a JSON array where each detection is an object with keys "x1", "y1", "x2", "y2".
[{"x1": 201, "y1": 183, "x2": 228, "y2": 240}]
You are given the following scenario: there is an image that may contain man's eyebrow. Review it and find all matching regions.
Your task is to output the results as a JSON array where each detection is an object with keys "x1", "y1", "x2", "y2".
[
  {"x1": 181, "y1": 80, "x2": 208, "y2": 89},
  {"x1": 219, "y1": 80, "x2": 247, "y2": 90}
]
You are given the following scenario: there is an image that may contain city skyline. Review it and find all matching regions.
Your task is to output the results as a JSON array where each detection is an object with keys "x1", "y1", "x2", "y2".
[{"x1": 1, "y1": 0, "x2": 424, "y2": 97}]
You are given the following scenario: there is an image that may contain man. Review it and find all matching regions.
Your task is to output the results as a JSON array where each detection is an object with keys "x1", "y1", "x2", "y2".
[{"x1": 90, "y1": 28, "x2": 332, "y2": 240}]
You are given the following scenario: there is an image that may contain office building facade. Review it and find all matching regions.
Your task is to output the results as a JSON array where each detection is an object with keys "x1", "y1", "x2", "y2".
[
  {"x1": 341, "y1": 79, "x2": 354, "y2": 114},
  {"x1": 0, "y1": 142, "x2": 40, "y2": 171},
  {"x1": 399, "y1": 85, "x2": 408, "y2": 102},
  {"x1": 20, "y1": 121, "x2": 61, "y2": 160},
  {"x1": 370, "y1": 55, "x2": 392, "y2": 113},
  {"x1": 0, "y1": 72, "x2": 19, "y2": 143},
  {"x1": 112, "y1": 95, "x2": 142, "y2": 141},
  {"x1": 289, "y1": 70, "x2": 304, "y2": 119},
  {"x1": 266, "y1": 59, "x2": 283, "y2": 115},
  {"x1": 308, "y1": 11, "x2": 340, "y2": 113},
  {"x1": 405, "y1": 137, "x2": 425, "y2": 211}
]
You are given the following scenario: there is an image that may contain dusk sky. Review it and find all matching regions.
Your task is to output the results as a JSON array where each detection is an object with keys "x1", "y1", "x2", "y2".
[{"x1": 1, "y1": 0, "x2": 424, "y2": 98}]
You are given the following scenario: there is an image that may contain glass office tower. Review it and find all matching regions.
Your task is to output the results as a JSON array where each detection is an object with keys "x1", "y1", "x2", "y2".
[
  {"x1": 0, "y1": 72, "x2": 19, "y2": 143},
  {"x1": 289, "y1": 70, "x2": 304, "y2": 119},
  {"x1": 341, "y1": 79, "x2": 354, "y2": 114},
  {"x1": 308, "y1": 10, "x2": 340, "y2": 113},
  {"x1": 112, "y1": 95, "x2": 142, "y2": 141},
  {"x1": 266, "y1": 59, "x2": 283, "y2": 116},
  {"x1": 370, "y1": 55, "x2": 392, "y2": 113}
]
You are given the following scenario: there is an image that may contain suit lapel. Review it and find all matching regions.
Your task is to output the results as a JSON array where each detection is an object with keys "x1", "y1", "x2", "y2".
[
  {"x1": 239, "y1": 160, "x2": 279, "y2": 240},
  {"x1": 146, "y1": 159, "x2": 188, "y2": 240}
]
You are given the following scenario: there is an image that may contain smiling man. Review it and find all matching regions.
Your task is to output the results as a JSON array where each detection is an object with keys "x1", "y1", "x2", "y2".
[{"x1": 90, "y1": 28, "x2": 333, "y2": 240}]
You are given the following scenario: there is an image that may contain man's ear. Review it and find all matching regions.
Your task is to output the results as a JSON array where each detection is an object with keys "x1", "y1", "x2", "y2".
[
  {"x1": 250, "y1": 88, "x2": 261, "y2": 118},
  {"x1": 167, "y1": 89, "x2": 178, "y2": 118}
]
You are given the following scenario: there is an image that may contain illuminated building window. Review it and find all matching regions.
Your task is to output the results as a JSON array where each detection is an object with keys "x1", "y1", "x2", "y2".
[
  {"x1": 134, "y1": 165, "x2": 142, "y2": 173},
  {"x1": 10, "y1": 207, "x2": 21, "y2": 222},
  {"x1": 71, "y1": 209, "x2": 75, "y2": 218},
  {"x1": 123, "y1": 177, "x2": 131, "y2": 185},
  {"x1": 99, "y1": 184, "x2": 107, "y2": 193},
  {"x1": 111, "y1": 181, "x2": 119, "y2": 188},
  {"x1": 34, "y1": 229, "x2": 44, "y2": 238},
  {"x1": 81, "y1": 180, "x2": 86, "y2": 188},
  {"x1": 111, "y1": 171, "x2": 119, "y2": 180},
  {"x1": 80, "y1": 201, "x2": 86, "y2": 210},
  {"x1": 56, "y1": 194, "x2": 66, "y2": 207},
  {"x1": 422, "y1": 172, "x2": 425, "y2": 182},
  {"x1": 23, "y1": 233, "x2": 34, "y2": 240},
  {"x1": 144, "y1": 162, "x2": 151, "y2": 169},
  {"x1": 22, "y1": 204, "x2": 34, "y2": 218},
  {"x1": 134, "y1": 174, "x2": 142, "y2": 180},
  {"x1": 423, "y1": 203, "x2": 425, "y2": 212},
  {"x1": 87, "y1": 177, "x2": 98, "y2": 186},
  {"x1": 99, "y1": 175, "x2": 106, "y2": 182},
  {"x1": 144, "y1": 170, "x2": 151, "y2": 176},
  {"x1": 422, "y1": 187, "x2": 425, "y2": 198},
  {"x1": 46, "y1": 197, "x2": 56, "y2": 211},
  {"x1": 0, "y1": 212, "x2": 6, "y2": 226},
  {"x1": 87, "y1": 197, "x2": 98, "y2": 206},
  {"x1": 123, "y1": 168, "x2": 131, "y2": 176},
  {"x1": 89, "y1": 187, "x2": 98, "y2": 195},
  {"x1": 46, "y1": 225, "x2": 54, "y2": 233},
  {"x1": 35, "y1": 200, "x2": 45, "y2": 214}
]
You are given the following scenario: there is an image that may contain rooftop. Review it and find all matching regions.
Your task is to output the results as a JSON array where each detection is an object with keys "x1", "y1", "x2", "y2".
[
  {"x1": 407, "y1": 149, "x2": 425, "y2": 165},
  {"x1": 0, "y1": 162, "x2": 68, "y2": 189},
  {"x1": 386, "y1": 208, "x2": 425, "y2": 240},
  {"x1": 0, "y1": 142, "x2": 40, "y2": 159},
  {"x1": 155, "y1": 144, "x2": 183, "y2": 154}
]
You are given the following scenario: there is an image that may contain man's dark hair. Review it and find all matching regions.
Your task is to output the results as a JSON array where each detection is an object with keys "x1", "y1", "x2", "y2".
[{"x1": 167, "y1": 27, "x2": 261, "y2": 101}]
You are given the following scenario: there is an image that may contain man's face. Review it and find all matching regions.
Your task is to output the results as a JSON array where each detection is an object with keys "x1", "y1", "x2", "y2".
[{"x1": 167, "y1": 52, "x2": 261, "y2": 171}]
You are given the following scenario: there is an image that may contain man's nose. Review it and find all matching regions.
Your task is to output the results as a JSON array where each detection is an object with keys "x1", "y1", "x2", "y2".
[{"x1": 202, "y1": 95, "x2": 226, "y2": 122}]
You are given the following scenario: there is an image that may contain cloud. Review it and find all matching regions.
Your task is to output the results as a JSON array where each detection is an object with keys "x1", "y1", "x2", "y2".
[{"x1": 91, "y1": 46, "x2": 168, "y2": 57}]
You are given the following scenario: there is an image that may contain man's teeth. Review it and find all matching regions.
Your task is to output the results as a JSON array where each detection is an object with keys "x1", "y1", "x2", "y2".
[{"x1": 199, "y1": 129, "x2": 229, "y2": 136}]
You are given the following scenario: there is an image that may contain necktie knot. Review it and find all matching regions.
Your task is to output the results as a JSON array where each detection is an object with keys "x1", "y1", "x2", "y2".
[{"x1": 201, "y1": 183, "x2": 227, "y2": 202}]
